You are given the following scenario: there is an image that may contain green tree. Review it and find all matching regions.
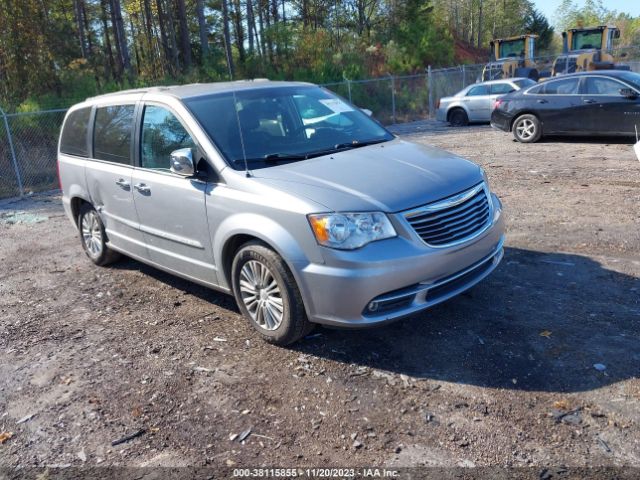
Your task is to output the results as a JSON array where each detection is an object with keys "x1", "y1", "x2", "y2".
[{"x1": 524, "y1": 8, "x2": 554, "y2": 52}]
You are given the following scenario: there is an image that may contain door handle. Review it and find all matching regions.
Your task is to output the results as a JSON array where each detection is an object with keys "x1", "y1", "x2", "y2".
[
  {"x1": 134, "y1": 183, "x2": 151, "y2": 194},
  {"x1": 115, "y1": 178, "x2": 130, "y2": 189},
  {"x1": 536, "y1": 99, "x2": 548, "y2": 104},
  {"x1": 583, "y1": 99, "x2": 597, "y2": 104}
]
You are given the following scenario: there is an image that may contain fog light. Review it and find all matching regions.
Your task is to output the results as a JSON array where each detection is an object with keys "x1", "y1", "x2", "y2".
[{"x1": 368, "y1": 301, "x2": 379, "y2": 312}]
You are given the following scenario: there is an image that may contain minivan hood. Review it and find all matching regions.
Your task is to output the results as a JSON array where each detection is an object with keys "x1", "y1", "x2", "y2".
[{"x1": 252, "y1": 139, "x2": 483, "y2": 212}]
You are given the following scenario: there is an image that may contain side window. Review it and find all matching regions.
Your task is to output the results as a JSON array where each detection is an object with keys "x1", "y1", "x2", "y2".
[
  {"x1": 526, "y1": 84, "x2": 543, "y2": 95},
  {"x1": 60, "y1": 107, "x2": 91, "y2": 157},
  {"x1": 467, "y1": 85, "x2": 490, "y2": 96},
  {"x1": 584, "y1": 77, "x2": 626, "y2": 95},
  {"x1": 541, "y1": 78, "x2": 580, "y2": 95},
  {"x1": 93, "y1": 105, "x2": 135, "y2": 164},
  {"x1": 141, "y1": 105, "x2": 196, "y2": 170},
  {"x1": 491, "y1": 83, "x2": 515, "y2": 95}
]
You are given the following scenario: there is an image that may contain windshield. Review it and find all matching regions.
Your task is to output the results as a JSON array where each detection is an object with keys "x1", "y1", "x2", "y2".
[
  {"x1": 499, "y1": 39, "x2": 525, "y2": 59},
  {"x1": 571, "y1": 31, "x2": 602, "y2": 50},
  {"x1": 184, "y1": 86, "x2": 394, "y2": 170}
]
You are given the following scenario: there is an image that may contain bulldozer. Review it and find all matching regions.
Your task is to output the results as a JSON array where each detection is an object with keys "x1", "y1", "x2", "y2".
[
  {"x1": 549, "y1": 25, "x2": 627, "y2": 76},
  {"x1": 482, "y1": 34, "x2": 540, "y2": 81}
]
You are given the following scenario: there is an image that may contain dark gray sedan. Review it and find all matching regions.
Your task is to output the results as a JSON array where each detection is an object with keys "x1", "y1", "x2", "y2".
[{"x1": 491, "y1": 70, "x2": 640, "y2": 143}]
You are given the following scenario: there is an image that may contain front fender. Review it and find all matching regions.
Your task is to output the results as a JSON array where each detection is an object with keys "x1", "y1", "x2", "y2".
[{"x1": 213, "y1": 213, "x2": 312, "y2": 289}]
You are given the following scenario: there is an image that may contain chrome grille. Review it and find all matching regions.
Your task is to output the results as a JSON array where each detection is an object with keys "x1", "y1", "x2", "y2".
[{"x1": 404, "y1": 183, "x2": 491, "y2": 247}]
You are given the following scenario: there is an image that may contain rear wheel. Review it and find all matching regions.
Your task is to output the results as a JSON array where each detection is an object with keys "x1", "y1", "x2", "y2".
[
  {"x1": 512, "y1": 114, "x2": 542, "y2": 143},
  {"x1": 231, "y1": 241, "x2": 313, "y2": 346},
  {"x1": 77, "y1": 203, "x2": 120, "y2": 266},
  {"x1": 448, "y1": 108, "x2": 469, "y2": 127}
]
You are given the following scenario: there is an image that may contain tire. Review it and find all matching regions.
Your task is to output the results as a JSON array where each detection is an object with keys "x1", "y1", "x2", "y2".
[
  {"x1": 231, "y1": 241, "x2": 314, "y2": 346},
  {"x1": 77, "y1": 203, "x2": 121, "y2": 266},
  {"x1": 512, "y1": 114, "x2": 542, "y2": 143},
  {"x1": 448, "y1": 109, "x2": 469, "y2": 127}
]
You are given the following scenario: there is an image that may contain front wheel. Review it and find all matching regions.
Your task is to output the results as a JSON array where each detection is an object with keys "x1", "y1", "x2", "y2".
[
  {"x1": 231, "y1": 241, "x2": 313, "y2": 346},
  {"x1": 78, "y1": 203, "x2": 120, "y2": 266},
  {"x1": 512, "y1": 114, "x2": 542, "y2": 143},
  {"x1": 448, "y1": 109, "x2": 469, "y2": 127}
]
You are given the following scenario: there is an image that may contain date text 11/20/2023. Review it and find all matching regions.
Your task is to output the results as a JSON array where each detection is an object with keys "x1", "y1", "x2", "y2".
[{"x1": 232, "y1": 468, "x2": 400, "y2": 478}]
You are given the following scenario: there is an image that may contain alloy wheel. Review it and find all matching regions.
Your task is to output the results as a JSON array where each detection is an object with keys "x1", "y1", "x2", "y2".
[
  {"x1": 516, "y1": 118, "x2": 536, "y2": 140},
  {"x1": 239, "y1": 260, "x2": 284, "y2": 330},
  {"x1": 81, "y1": 211, "x2": 103, "y2": 258}
]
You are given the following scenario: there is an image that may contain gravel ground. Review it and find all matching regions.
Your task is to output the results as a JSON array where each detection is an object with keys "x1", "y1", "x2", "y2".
[{"x1": 0, "y1": 122, "x2": 639, "y2": 475}]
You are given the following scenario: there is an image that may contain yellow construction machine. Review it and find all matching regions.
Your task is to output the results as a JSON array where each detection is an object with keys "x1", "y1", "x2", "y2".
[
  {"x1": 550, "y1": 25, "x2": 628, "y2": 76},
  {"x1": 482, "y1": 34, "x2": 539, "y2": 81}
]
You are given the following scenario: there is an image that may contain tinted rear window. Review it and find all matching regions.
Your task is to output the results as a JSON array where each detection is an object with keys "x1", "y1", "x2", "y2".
[
  {"x1": 60, "y1": 107, "x2": 91, "y2": 157},
  {"x1": 513, "y1": 79, "x2": 536, "y2": 89},
  {"x1": 93, "y1": 105, "x2": 135, "y2": 164}
]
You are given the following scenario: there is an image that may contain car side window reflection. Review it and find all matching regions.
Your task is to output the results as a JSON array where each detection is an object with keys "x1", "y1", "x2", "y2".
[
  {"x1": 141, "y1": 105, "x2": 196, "y2": 171},
  {"x1": 467, "y1": 85, "x2": 490, "y2": 96},
  {"x1": 538, "y1": 78, "x2": 580, "y2": 95},
  {"x1": 584, "y1": 77, "x2": 626, "y2": 95}
]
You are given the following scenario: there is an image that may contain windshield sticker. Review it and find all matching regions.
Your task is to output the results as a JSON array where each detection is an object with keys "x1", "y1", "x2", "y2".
[{"x1": 319, "y1": 98, "x2": 355, "y2": 113}]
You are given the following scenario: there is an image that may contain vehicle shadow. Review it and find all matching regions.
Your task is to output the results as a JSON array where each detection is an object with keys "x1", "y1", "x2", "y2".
[
  {"x1": 536, "y1": 136, "x2": 635, "y2": 145},
  {"x1": 293, "y1": 246, "x2": 640, "y2": 393},
  {"x1": 109, "y1": 259, "x2": 241, "y2": 313}
]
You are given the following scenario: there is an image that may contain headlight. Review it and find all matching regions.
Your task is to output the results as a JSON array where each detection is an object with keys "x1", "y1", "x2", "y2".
[{"x1": 308, "y1": 212, "x2": 396, "y2": 250}]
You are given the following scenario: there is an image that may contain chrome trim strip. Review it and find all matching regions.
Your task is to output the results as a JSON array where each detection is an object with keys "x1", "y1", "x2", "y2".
[
  {"x1": 138, "y1": 223, "x2": 205, "y2": 248},
  {"x1": 404, "y1": 182, "x2": 485, "y2": 217},
  {"x1": 403, "y1": 182, "x2": 494, "y2": 249},
  {"x1": 372, "y1": 236, "x2": 505, "y2": 305},
  {"x1": 102, "y1": 209, "x2": 204, "y2": 248}
]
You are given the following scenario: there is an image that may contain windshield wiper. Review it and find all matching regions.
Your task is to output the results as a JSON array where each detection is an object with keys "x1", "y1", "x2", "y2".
[
  {"x1": 263, "y1": 153, "x2": 308, "y2": 162},
  {"x1": 301, "y1": 138, "x2": 389, "y2": 159},
  {"x1": 333, "y1": 138, "x2": 389, "y2": 151},
  {"x1": 232, "y1": 139, "x2": 390, "y2": 167}
]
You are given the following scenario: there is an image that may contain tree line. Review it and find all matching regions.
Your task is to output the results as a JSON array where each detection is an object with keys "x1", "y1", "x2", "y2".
[{"x1": 0, "y1": 0, "x2": 637, "y2": 111}]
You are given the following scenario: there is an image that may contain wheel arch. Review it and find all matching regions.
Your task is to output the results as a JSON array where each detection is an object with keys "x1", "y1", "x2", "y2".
[
  {"x1": 510, "y1": 110, "x2": 540, "y2": 132},
  {"x1": 214, "y1": 214, "x2": 310, "y2": 293},
  {"x1": 447, "y1": 105, "x2": 469, "y2": 122},
  {"x1": 69, "y1": 195, "x2": 91, "y2": 227}
]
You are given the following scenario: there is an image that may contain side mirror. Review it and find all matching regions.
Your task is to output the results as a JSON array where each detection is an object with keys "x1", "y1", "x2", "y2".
[
  {"x1": 620, "y1": 88, "x2": 639, "y2": 99},
  {"x1": 360, "y1": 108, "x2": 373, "y2": 117},
  {"x1": 170, "y1": 148, "x2": 195, "y2": 176}
]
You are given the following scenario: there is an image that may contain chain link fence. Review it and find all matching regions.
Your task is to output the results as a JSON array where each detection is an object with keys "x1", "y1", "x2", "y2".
[
  {"x1": 2, "y1": 46, "x2": 640, "y2": 200},
  {"x1": 1, "y1": 109, "x2": 67, "y2": 200}
]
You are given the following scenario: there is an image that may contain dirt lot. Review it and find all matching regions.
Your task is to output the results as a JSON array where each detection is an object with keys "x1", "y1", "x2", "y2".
[{"x1": 1, "y1": 122, "x2": 639, "y2": 475}]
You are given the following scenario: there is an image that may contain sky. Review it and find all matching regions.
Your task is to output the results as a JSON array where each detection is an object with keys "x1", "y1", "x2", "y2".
[{"x1": 534, "y1": 0, "x2": 640, "y2": 24}]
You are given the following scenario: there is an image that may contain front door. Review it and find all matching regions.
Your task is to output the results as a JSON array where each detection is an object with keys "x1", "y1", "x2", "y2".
[
  {"x1": 581, "y1": 75, "x2": 640, "y2": 135},
  {"x1": 85, "y1": 104, "x2": 147, "y2": 259},
  {"x1": 534, "y1": 77, "x2": 582, "y2": 134},
  {"x1": 131, "y1": 104, "x2": 218, "y2": 286}
]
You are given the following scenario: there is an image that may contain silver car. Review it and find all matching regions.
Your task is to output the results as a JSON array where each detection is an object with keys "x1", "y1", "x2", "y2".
[
  {"x1": 58, "y1": 80, "x2": 505, "y2": 345},
  {"x1": 436, "y1": 78, "x2": 536, "y2": 126}
]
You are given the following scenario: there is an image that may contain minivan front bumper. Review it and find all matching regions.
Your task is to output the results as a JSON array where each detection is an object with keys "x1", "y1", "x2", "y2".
[{"x1": 294, "y1": 194, "x2": 504, "y2": 327}]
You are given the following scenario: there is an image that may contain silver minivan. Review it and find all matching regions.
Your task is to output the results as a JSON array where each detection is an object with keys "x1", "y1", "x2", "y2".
[{"x1": 58, "y1": 80, "x2": 505, "y2": 345}]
